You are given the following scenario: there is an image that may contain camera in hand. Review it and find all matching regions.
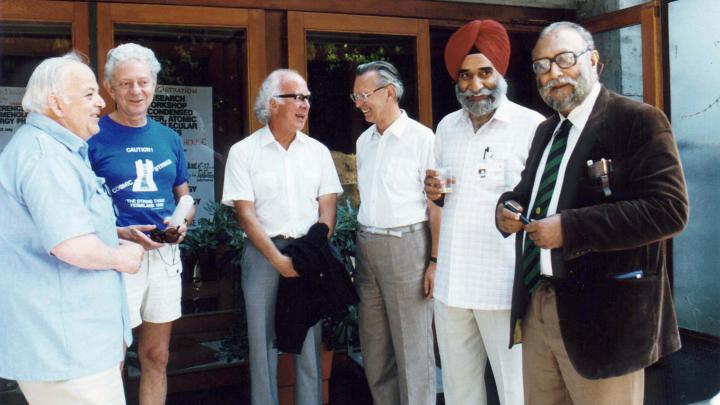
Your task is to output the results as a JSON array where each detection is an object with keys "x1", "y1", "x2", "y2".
[{"x1": 149, "y1": 227, "x2": 181, "y2": 243}]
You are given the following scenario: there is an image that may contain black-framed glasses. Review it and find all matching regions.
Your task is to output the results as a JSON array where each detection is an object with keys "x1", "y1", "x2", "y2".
[
  {"x1": 349, "y1": 85, "x2": 389, "y2": 103},
  {"x1": 531, "y1": 48, "x2": 592, "y2": 74},
  {"x1": 274, "y1": 93, "x2": 312, "y2": 103}
]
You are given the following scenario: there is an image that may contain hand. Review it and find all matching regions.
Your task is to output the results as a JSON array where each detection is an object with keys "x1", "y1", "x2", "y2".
[
  {"x1": 496, "y1": 201, "x2": 525, "y2": 234},
  {"x1": 423, "y1": 262, "x2": 436, "y2": 299},
  {"x1": 524, "y1": 214, "x2": 563, "y2": 249},
  {"x1": 273, "y1": 254, "x2": 299, "y2": 278},
  {"x1": 116, "y1": 239, "x2": 145, "y2": 274},
  {"x1": 162, "y1": 218, "x2": 188, "y2": 244},
  {"x1": 118, "y1": 225, "x2": 164, "y2": 251},
  {"x1": 424, "y1": 169, "x2": 443, "y2": 201}
]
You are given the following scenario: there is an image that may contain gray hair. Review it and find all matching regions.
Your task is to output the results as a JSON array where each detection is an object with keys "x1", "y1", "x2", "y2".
[
  {"x1": 104, "y1": 43, "x2": 161, "y2": 85},
  {"x1": 21, "y1": 52, "x2": 86, "y2": 113},
  {"x1": 356, "y1": 61, "x2": 404, "y2": 102},
  {"x1": 254, "y1": 69, "x2": 303, "y2": 125},
  {"x1": 539, "y1": 21, "x2": 595, "y2": 50}
]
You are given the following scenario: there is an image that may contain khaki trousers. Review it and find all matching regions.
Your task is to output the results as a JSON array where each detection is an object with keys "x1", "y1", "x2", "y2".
[
  {"x1": 18, "y1": 365, "x2": 126, "y2": 405},
  {"x1": 522, "y1": 281, "x2": 644, "y2": 405}
]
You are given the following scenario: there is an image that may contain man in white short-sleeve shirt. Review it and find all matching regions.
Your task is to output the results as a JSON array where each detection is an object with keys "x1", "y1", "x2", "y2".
[
  {"x1": 425, "y1": 20, "x2": 544, "y2": 405},
  {"x1": 222, "y1": 69, "x2": 343, "y2": 405},
  {"x1": 352, "y1": 60, "x2": 440, "y2": 405}
]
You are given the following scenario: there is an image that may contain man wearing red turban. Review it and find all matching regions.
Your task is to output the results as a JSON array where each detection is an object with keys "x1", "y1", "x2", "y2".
[{"x1": 425, "y1": 19, "x2": 544, "y2": 405}]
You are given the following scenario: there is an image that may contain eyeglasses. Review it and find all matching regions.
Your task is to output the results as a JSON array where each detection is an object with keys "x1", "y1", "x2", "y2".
[
  {"x1": 531, "y1": 48, "x2": 592, "y2": 74},
  {"x1": 274, "y1": 93, "x2": 312, "y2": 103},
  {"x1": 349, "y1": 85, "x2": 389, "y2": 103}
]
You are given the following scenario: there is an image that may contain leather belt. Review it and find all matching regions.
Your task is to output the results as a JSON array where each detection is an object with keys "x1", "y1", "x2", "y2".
[{"x1": 358, "y1": 222, "x2": 426, "y2": 238}]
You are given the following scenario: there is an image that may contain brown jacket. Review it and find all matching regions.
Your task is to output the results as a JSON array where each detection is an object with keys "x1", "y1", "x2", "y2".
[{"x1": 498, "y1": 87, "x2": 689, "y2": 379}]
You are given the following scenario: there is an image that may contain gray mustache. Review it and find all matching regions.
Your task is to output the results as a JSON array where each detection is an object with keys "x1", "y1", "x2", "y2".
[
  {"x1": 542, "y1": 77, "x2": 578, "y2": 91},
  {"x1": 458, "y1": 88, "x2": 494, "y2": 97}
]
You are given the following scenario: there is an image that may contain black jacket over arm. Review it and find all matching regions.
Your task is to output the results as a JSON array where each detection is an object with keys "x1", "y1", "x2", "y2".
[
  {"x1": 497, "y1": 87, "x2": 689, "y2": 379},
  {"x1": 276, "y1": 222, "x2": 359, "y2": 354}
]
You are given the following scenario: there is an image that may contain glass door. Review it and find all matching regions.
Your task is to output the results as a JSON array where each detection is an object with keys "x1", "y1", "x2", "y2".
[
  {"x1": 581, "y1": 0, "x2": 664, "y2": 108},
  {"x1": 0, "y1": 0, "x2": 88, "y2": 151},
  {"x1": 97, "y1": 3, "x2": 265, "y2": 378}
]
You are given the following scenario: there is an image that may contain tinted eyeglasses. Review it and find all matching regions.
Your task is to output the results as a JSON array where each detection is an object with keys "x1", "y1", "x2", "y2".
[
  {"x1": 274, "y1": 93, "x2": 312, "y2": 103},
  {"x1": 532, "y1": 48, "x2": 592, "y2": 74}
]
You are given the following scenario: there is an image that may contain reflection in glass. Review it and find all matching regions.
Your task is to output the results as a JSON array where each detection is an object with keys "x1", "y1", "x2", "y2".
[
  {"x1": 306, "y1": 32, "x2": 418, "y2": 154},
  {"x1": 577, "y1": 0, "x2": 650, "y2": 19},
  {"x1": 113, "y1": 26, "x2": 248, "y2": 326},
  {"x1": 0, "y1": 22, "x2": 72, "y2": 151},
  {"x1": 669, "y1": 0, "x2": 720, "y2": 337},
  {"x1": 594, "y1": 25, "x2": 643, "y2": 101}
]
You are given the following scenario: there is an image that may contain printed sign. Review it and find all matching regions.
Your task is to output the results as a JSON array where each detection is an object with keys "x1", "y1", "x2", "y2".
[
  {"x1": 0, "y1": 87, "x2": 28, "y2": 152},
  {"x1": 148, "y1": 85, "x2": 215, "y2": 222}
]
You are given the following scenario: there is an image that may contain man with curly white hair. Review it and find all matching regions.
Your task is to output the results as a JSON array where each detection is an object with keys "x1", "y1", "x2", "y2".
[
  {"x1": 89, "y1": 42, "x2": 195, "y2": 405},
  {"x1": 222, "y1": 69, "x2": 343, "y2": 405}
]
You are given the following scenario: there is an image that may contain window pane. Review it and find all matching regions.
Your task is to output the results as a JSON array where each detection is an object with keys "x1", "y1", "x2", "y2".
[
  {"x1": 577, "y1": 0, "x2": 650, "y2": 19},
  {"x1": 594, "y1": 24, "x2": 643, "y2": 101},
  {"x1": 115, "y1": 25, "x2": 248, "y2": 222},
  {"x1": 669, "y1": 0, "x2": 720, "y2": 337},
  {"x1": 306, "y1": 32, "x2": 418, "y2": 154},
  {"x1": 0, "y1": 22, "x2": 72, "y2": 151}
]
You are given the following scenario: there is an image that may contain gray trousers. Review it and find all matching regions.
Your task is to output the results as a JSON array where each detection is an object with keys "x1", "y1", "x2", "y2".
[
  {"x1": 241, "y1": 240, "x2": 323, "y2": 405},
  {"x1": 355, "y1": 224, "x2": 436, "y2": 405}
]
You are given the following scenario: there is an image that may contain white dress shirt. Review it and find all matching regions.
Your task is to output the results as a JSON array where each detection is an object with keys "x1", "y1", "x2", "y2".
[
  {"x1": 434, "y1": 97, "x2": 544, "y2": 310},
  {"x1": 526, "y1": 82, "x2": 602, "y2": 276},
  {"x1": 356, "y1": 111, "x2": 435, "y2": 228},
  {"x1": 221, "y1": 126, "x2": 343, "y2": 238}
]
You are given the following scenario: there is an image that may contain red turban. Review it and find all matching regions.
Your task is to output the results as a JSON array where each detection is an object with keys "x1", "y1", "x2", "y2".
[{"x1": 444, "y1": 19, "x2": 511, "y2": 80}]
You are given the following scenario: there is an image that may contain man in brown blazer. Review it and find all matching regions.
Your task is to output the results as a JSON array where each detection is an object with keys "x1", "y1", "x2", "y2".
[{"x1": 495, "y1": 21, "x2": 688, "y2": 404}]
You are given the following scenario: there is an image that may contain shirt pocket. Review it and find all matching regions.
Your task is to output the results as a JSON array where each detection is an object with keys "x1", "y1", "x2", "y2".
[
  {"x1": 477, "y1": 160, "x2": 506, "y2": 190},
  {"x1": 384, "y1": 158, "x2": 419, "y2": 194}
]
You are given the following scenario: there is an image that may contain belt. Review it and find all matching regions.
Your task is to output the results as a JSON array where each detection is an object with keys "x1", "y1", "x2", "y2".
[
  {"x1": 358, "y1": 222, "x2": 426, "y2": 238},
  {"x1": 271, "y1": 234, "x2": 295, "y2": 240}
]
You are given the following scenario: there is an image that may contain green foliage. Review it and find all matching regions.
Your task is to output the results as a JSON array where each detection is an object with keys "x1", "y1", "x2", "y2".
[
  {"x1": 326, "y1": 200, "x2": 360, "y2": 350},
  {"x1": 307, "y1": 41, "x2": 394, "y2": 71},
  {"x1": 181, "y1": 201, "x2": 246, "y2": 267}
]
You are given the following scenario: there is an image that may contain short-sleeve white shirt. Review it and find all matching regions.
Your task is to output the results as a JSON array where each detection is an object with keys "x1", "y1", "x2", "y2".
[
  {"x1": 434, "y1": 97, "x2": 544, "y2": 310},
  {"x1": 221, "y1": 126, "x2": 343, "y2": 238},
  {"x1": 356, "y1": 111, "x2": 435, "y2": 228}
]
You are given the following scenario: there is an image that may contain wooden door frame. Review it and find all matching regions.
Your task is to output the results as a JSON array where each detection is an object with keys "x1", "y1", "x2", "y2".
[
  {"x1": 96, "y1": 3, "x2": 267, "y2": 132},
  {"x1": 287, "y1": 11, "x2": 432, "y2": 129},
  {"x1": 581, "y1": 0, "x2": 664, "y2": 109},
  {"x1": 0, "y1": 0, "x2": 89, "y2": 56}
]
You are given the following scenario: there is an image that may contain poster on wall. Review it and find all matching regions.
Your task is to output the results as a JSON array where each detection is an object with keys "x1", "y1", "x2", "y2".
[
  {"x1": 0, "y1": 87, "x2": 28, "y2": 152},
  {"x1": 148, "y1": 85, "x2": 215, "y2": 223}
]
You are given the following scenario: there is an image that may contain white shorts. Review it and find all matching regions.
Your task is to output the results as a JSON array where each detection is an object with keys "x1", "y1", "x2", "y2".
[
  {"x1": 18, "y1": 365, "x2": 126, "y2": 405},
  {"x1": 124, "y1": 244, "x2": 183, "y2": 328}
]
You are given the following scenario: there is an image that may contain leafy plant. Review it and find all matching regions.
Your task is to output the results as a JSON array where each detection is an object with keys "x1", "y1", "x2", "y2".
[
  {"x1": 181, "y1": 201, "x2": 246, "y2": 268},
  {"x1": 325, "y1": 200, "x2": 360, "y2": 350}
]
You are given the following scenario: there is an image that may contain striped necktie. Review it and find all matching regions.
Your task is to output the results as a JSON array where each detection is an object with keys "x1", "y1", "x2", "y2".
[{"x1": 522, "y1": 119, "x2": 573, "y2": 293}]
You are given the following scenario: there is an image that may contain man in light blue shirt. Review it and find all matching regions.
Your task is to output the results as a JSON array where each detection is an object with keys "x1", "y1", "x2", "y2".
[{"x1": 0, "y1": 53, "x2": 145, "y2": 404}]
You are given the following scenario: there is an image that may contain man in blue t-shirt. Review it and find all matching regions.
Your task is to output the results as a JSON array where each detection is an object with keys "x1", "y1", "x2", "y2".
[{"x1": 89, "y1": 43, "x2": 194, "y2": 405}]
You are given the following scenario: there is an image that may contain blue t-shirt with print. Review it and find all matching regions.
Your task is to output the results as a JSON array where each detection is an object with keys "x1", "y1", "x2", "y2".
[{"x1": 89, "y1": 115, "x2": 189, "y2": 228}]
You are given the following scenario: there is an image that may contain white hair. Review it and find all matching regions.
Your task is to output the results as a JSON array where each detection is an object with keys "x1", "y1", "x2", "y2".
[
  {"x1": 254, "y1": 69, "x2": 303, "y2": 125},
  {"x1": 104, "y1": 43, "x2": 161, "y2": 85},
  {"x1": 356, "y1": 61, "x2": 404, "y2": 102},
  {"x1": 539, "y1": 21, "x2": 595, "y2": 50},
  {"x1": 21, "y1": 52, "x2": 86, "y2": 113}
]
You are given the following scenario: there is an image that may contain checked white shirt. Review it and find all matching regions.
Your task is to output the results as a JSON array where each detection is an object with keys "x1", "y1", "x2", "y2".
[{"x1": 434, "y1": 97, "x2": 544, "y2": 310}]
